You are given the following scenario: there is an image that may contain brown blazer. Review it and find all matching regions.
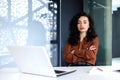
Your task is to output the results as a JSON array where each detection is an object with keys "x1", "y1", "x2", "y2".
[{"x1": 64, "y1": 37, "x2": 99, "y2": 65}]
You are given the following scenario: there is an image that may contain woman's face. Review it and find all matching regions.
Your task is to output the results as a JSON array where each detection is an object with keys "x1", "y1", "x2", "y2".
[{"x1": 77, "y1": 16, "x2": 90, "y2": 33}]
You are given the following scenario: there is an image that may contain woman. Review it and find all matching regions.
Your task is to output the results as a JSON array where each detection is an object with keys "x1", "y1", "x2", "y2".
[{"x1": 64, "y1": 12, "x2": 99, "y2": 66}]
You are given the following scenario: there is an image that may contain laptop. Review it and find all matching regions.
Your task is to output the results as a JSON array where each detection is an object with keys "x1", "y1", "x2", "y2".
[{"x1": 8, "y1": 46, "x2": 76, "y2": 78}]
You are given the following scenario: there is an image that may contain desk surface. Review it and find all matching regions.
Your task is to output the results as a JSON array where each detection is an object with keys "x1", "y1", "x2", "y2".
[{"x1": 0, "y1": 66, "x2": 120, "y2": 80}]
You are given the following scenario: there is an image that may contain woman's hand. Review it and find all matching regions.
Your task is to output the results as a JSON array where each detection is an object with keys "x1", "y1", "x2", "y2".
[
  {"x1": 89, "y1": 45, "x2": 96, "y2": 50},
  {"x1": 71, "y1": 50, "x2": 75, "y2": 54}
]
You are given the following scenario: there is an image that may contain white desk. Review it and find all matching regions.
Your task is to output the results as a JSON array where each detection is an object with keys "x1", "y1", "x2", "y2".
[{"x1": 0, "y1": 66, "x2": 120, "y2": 80}]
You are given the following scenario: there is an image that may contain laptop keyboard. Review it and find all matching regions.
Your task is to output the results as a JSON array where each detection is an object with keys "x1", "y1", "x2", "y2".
[{"x1": 54, "y1": 70, "x2": 66, "y2": 74}]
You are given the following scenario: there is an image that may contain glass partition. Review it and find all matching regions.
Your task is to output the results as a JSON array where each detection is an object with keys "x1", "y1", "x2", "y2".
[{"x1": 84, "y1": 0, "x2": 112, "y2": 65}]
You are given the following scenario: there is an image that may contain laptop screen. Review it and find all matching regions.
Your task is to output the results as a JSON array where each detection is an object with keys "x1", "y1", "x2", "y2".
[{"x1": 8, "y1": 46, "x2": 57, "y2": 78}]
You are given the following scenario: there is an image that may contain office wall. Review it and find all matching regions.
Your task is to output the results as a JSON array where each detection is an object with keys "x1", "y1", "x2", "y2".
[
  {"x1": 60, "y1": 0, "x2": 83, "y2": 66},
  {"x1": 112, "y1": 7, "x2": 120, "y2": 58}
]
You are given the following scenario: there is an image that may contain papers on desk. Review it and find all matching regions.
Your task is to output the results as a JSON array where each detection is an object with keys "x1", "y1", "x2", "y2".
[
  {"x1": 88, "y1": 67, "x2": 104, "y2": 75},
  {"x1": 88, "y1": 67, "x2": 113, "y2": 75},
  {"x1": 88, "y1": 67, "x2": 120, "y2": 80}
]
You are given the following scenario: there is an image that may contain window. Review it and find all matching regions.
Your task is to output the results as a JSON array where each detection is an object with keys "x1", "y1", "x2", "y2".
[{"x1": 0, "y1": 0, "x2": 59, "y2": 67}]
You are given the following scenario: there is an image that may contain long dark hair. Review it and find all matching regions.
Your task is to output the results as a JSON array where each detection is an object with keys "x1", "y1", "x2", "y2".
[{"x1": 67, "y1": 12, "x2": 97, "y2": 45}]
